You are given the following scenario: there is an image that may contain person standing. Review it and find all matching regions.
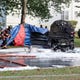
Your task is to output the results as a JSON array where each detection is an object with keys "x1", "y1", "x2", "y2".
[{"x1": 1, "y1": 26, "x2": 11, "y2": 49}]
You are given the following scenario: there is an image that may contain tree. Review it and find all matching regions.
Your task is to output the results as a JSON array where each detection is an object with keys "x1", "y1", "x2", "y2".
[
  {"x1": 0, "y1": 0, "x2": 71, "y2": 24},
  {"x1": 21, "y1": 0, "x2": 27, "y2": 24}
]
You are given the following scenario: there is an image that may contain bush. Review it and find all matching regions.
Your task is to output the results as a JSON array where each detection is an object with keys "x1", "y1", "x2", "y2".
[{"x1": 69, "y1": 20, "x2": 78, "y2": 28}]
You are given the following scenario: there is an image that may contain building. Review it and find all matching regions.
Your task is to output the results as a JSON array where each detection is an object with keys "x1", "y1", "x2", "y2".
[{"x1": 62, "y1": 0, "x2": 80, "y2": 31}]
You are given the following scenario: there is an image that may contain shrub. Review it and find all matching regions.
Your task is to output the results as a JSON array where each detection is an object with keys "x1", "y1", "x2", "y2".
[{"x1": 69, "y1": 20, "x2": 78, "y2": 28}]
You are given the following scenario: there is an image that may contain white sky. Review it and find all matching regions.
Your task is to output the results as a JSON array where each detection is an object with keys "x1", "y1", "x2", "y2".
[{"x1": 6, "y1": 11, "x2": 61, "y2": 29}]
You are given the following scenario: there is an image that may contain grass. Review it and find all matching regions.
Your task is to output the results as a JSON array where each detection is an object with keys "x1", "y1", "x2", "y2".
[
  {"x1": 74, "y1": 38, "x2": 80, "y2": 47},
  {"x1": 1, "y1": 67, "x2": 80, "y2": 76},
  {"x1": 0, "y1": 67, "x2": 80, "y2": 80},
  {"x1": 0, "y1": 76, "x2": 80, "y2": 80}
]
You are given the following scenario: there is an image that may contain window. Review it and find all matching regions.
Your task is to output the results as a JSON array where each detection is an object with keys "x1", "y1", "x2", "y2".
[
  {"x1": 75, "y1": 11, "x2": 80, "y2": 17},
  {"x1": 75, "y1": 6, "x2": 80, "y2": 8},
  {"x1": 75, "y1": 0, "x2": 80, "y2": 2},
  {"x1": 64, "y1": 11, "x2": 69, "y2": 20}
]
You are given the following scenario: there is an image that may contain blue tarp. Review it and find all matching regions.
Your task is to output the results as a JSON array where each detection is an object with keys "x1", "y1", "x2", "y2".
[{"x1": 6, "y1": 23, "x2": 48, "y2": 46}]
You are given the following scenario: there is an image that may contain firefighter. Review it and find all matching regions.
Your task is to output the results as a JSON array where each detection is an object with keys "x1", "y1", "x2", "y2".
[{"x1": 1, "y1": 27, "x2": 11, "y2": 49}]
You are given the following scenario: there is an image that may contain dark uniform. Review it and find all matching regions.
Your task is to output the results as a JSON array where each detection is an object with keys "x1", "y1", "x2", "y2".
[{"x1": 0, "y1": 28, "x2": 11, "y2": 48}]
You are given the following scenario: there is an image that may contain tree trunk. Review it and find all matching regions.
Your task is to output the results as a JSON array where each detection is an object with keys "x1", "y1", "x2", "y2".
[{"x1": 21, "y1": 0, "x2": 27, "y2": 24}]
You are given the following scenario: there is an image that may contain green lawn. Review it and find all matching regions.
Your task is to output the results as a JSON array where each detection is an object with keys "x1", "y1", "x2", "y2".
[
  {"x1": 1, "y1": 67, "x2": 80, "y2": 76},
  {"x1": 74, "y1": 38, "x2": 80, "y2": 47},
  {"x1": 0, "y1": 67, "x2": 80, "y2": 80}
]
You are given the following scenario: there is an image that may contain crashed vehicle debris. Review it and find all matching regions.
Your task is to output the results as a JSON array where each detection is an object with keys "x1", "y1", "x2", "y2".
[
  {"x1": 49, "y1": 20, "x2": 75, "y2": 52},
  {"x1": 0, "y1": 20, "x2": 75, "y2": 52}
]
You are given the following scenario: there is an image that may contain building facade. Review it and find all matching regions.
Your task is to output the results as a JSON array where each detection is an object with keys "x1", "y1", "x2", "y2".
[{"x1": 62, "y1": 0, "x2": 80, "y2": 31}]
